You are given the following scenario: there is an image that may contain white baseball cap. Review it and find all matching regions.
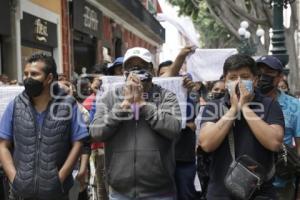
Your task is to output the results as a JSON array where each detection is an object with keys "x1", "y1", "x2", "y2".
[{"x1": 123, "y1": 47, "x2": 153, "y2": 64}]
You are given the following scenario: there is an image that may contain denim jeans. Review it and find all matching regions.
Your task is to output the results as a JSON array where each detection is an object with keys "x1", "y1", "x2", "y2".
[
  {"x1": 93, "y1": 149, "x2": 108, "y2": 200},
  {"x1": 175, "y1": 162, "x2": 196, "y2": 200}
]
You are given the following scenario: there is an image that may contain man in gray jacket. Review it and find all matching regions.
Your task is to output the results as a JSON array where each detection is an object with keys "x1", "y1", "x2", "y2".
[{"x1": 90, "y1": 47, "x2": 182, "y2": 200}]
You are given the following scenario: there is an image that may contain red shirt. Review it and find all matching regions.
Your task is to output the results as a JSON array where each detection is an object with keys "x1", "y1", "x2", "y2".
[
  {"x1": 83, "y1": 93, "x2": 104, "y2": 149},
  {"x1": 82, "y1": 93, "x2": 96, "y2": 111}
]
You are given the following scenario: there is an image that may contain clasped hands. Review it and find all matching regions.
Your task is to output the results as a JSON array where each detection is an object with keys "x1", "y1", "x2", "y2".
[
  {"x1": 229, "y1": 80, "x2": 254, "y2": 112},
  {"x1": 121, "y1": 72, "x2": 146, "y2": 110}
]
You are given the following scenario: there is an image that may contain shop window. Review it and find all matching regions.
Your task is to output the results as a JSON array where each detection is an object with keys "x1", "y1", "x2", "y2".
[{"x1": 73, "y1": 40, "x2": 96, "y2": 75}]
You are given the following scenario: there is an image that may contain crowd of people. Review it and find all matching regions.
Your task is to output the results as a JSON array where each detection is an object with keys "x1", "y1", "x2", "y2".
[
  {"x1": 0, "y1": 74, "x2": 18, "y2": 86},
  {"x1": 0, "y1": 46, "x2": 300, "y2": 200}
]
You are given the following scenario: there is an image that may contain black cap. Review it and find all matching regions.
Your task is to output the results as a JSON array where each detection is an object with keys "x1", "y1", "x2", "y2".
[{"x1": 256, "y1": 55, "x2": 284, "y2": 72}]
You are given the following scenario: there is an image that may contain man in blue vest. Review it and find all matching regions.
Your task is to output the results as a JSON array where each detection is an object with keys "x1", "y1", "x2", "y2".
[{"x1": 0, "y1": 53, "x2": 89, "y2": 200}]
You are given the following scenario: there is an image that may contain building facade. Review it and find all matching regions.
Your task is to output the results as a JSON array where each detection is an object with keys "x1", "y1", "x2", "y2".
[
  {"x1": 0, "y1": 1, "x2": 12, "y2": 76},
  {"x1": 1, "y1": 0, "x2": 165, "y2": 82},
  {"x1": 67, "y1": 0, "x2": 165, "y2": 77},
  {"x1": 1, "y1": 0, "x2": 63, "y2": 82}
]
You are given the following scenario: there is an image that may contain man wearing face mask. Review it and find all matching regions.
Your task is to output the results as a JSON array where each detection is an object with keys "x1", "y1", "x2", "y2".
[
  {"x1": 0, "y1": 53, "x2": 89, "y2": 200},
  {"x1": 198, "y1": 54, "x2": 284, "y2": 199},
  {"x1": 90, "y1": 47, "x2": 181, "y2": 200},
  {"x1": 256, "y1": 55, "x2": 300, "y2": 200}
]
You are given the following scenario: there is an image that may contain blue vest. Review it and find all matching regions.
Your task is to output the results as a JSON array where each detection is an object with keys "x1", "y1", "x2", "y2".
[{"x1": 12, "y1": 89, "x2": 75, "y2": 199}]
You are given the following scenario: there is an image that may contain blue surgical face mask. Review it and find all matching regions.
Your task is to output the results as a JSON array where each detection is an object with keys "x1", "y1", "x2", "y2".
[
  {"x1": 279, "y1": 88, "x2": 288, "y2": 94},
  {"x1": 241, "y1": 79, "x2": 254, "y2": 94},
  {"x1": 226, "y1": 80, "x2": 236, "y2": 95},
  {"x1": 226, "y1": 79, "x2": 253, "y2": 96}
]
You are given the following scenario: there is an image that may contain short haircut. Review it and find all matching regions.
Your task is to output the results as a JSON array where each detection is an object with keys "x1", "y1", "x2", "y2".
[
  {"x1": 27, "y1": 52, "x2": 58, "y2": 80},
  {"x1": 158, "y1": 60, "x2": 173, "y2": 73},
  {"x1": 223, "y1": 54, "x2": 257, "y2": 76}
]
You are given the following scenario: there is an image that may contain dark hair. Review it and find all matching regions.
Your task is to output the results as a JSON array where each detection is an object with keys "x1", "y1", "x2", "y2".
[
  {"x1": 73, "y1": 77, "x2": 91, "y2": 102},
  {"x1": 158, "y1": 60, "x2": 173, "y2": 74},
  {"x1": 223, "y1": 54, "x2": 257, "y2": 76},
  {"x1": 107, "y1": 64, "x2": 123, "y2": 75},
  {"x1": 207, "y1": 80, "x2": 225, "y2": 92},
  {"x1": 279, "y1": 79, "x2": 289, "y2": 89},
  {"x1": 27, "y1": 52, "x2": 58, "y2": 80},
  {"x1": 88, "y1": 63, "x2": 107, "y2": 75}
]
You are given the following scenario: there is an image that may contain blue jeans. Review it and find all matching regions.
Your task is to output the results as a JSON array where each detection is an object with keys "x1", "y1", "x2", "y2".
[
  {"x1": 175, "y1": 161, "x2": 196, "y2": 200},
  {"x1": 109, "y1": 189, "x2": 176, "y2": 200}
]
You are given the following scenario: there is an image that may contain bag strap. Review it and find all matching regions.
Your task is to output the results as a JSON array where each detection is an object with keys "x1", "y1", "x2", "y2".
[
  {"x1": 228, "y1": 128, "x2": 235, "y2": 161},
  {"x1": 222, "y1": 105, "x2": 236, "y2": 161},
  {"x1": 266, "y1": 163, "x2": 275, "y2": 181}
]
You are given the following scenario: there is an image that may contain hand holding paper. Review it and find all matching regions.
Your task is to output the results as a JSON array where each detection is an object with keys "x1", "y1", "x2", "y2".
[{"x1": 186, "y1": 48, "x2": 237, "y2": 81}]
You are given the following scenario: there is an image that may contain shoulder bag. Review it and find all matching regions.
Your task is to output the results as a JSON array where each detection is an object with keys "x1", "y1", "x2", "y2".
[
  {"x1": 224, "y1": 129, "x2": 274, "y2": 200},
  {"x1": 276, "y1": 144, "x2": 300, "y2": 179}
]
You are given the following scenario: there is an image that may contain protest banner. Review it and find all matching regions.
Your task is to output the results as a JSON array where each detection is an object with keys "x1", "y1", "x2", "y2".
[
  {"x1": 0, "y1": 86, "x2": 24, "y2": 119},
  {"x1": 102, "y1": 76, "x2": 188, "y2": 128},
  {"x1": 186, "y1": 48, "x2": 237, "y2": 81}
]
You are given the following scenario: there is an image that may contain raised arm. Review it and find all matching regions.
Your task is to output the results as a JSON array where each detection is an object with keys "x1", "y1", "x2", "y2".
[
  {"x1": 242, "y1": 106, "x2": 283, "y2": 151},
  {"x1": 161, "y1": 46, "x2": 194, "y2": 77},
  {"x1": 199, "y1": 82, "x2": 239, "y2": 152},
  {"x1": 199, "y1": 106, "x2": 237, "y2": 152},
  {"x1": 239, "y1": 83, "x2": 284, "y2": 152}
]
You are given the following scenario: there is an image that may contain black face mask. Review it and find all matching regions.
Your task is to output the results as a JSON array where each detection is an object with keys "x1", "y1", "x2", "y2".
[
  {"x1": 23, "y1": 78, "x2": 44, "y2": 97},
  {"x1": 258, "y1": 74, "x2": 275, "y2": 94},
  {"x1": 210, "y1": 92, "x2": 225, "y2": 100}
]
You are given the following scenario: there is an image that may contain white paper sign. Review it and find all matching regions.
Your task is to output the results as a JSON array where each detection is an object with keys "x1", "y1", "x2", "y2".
[
  {"x1": 186, "y1": 48, "x2": 238, "y2": 82},
  {"x1": 101, "y1": 76, "x2": 187, "y2": 128},
  {"x1": 0, "y1": 86, "x2": 24, "y2": 119}
]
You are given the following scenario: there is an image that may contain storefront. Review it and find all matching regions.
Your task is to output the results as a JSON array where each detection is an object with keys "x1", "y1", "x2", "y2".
[
  {"x1": 72, "y1": 0, "x2": 102, "y2": 75},
  {"x1": 20, "y1": 12, "x2": 57, "y2": 68},
  {"x1": 0, "y1": 1, "x2": 11, "y2": 74}
]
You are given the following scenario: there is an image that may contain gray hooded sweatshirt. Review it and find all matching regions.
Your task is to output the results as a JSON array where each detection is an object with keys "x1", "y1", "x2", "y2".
[{"x1": 90, "y1": 84, "x2": 181, "y2": 199}]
